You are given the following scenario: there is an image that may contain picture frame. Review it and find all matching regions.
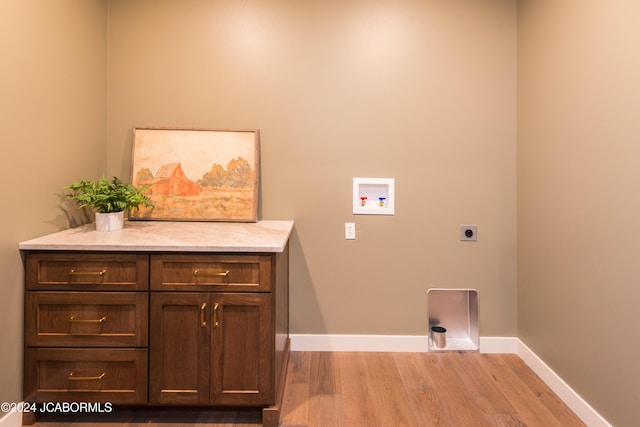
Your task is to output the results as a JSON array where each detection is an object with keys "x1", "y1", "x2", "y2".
[{"x1": 129, "y1": 128, "x2": 259, "y2": 222}]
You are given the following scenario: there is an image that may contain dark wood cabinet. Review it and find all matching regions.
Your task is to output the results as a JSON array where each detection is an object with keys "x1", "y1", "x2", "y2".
[
  {"x1": 22, "y1": 236, "x2": 290, "y2": 427},
  {"x1": 149, "y1": 292, "x2": 273, "y2": 406},
  {"x1": 23, "y1": 253, "x2": 149, "y2": 409}
]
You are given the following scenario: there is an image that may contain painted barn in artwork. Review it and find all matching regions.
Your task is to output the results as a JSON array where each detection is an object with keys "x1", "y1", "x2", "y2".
[{"x1": 143, "y1": 163, "x2": 200, "y2": 196}]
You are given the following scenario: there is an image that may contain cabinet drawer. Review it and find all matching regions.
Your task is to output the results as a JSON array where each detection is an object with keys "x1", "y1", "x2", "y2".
[
  {"x1": 151, "y1": 254, "x2": 272, "y2": 292},
  {"x1": 24, "y1": 348, "x2": 147, "y2": 404},
  {"x1": 26, "y1": 252, "x2": 148, "y2": 291},
  {"x1": 25, "y1": 292, "x2": 148, "y2": 347}
]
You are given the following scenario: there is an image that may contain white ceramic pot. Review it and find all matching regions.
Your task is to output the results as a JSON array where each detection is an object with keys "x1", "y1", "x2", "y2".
[{"x1": 95, "y1": 211, "x2": 124, "y2": 232}]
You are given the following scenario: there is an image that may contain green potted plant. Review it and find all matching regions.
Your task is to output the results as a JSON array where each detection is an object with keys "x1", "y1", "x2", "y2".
[{"x1": 65, "y1": 176, "x2": 154, "y2": 231}]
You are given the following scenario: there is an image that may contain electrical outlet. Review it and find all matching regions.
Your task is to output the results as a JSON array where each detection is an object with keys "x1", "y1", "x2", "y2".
[
  {"x1": 345, "y1": 222, "x2": 356, "y2": 240},
  {"x1": 460, "y1": 225, "x2": 477, "y2": 241}
]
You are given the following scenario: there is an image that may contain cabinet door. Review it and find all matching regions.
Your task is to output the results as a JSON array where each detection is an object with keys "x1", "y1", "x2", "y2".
[
  {"x1": 149, "y1": 293, "x2": 210, "y2": 405},
  {"x1": 210, "y1": 293, "x2": 274, "y2": 406}
]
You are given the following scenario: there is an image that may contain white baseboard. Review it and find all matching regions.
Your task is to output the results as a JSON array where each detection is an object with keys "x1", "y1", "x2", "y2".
[
  {"x1": 290, "y1": 334, "x2": 611, "y2": 427},
  {"x1": 290, "y1": 334, "x2": 517, "y2": 353},
  {"x1": 516, "y1": 339, "x2": 612, "y2": 427},
  {"x1": 0, "y1": 411, "x2": 22, "y2": 427},
  {"x1": 290, "y1": 333, "x2": 429, "y2": 352}
]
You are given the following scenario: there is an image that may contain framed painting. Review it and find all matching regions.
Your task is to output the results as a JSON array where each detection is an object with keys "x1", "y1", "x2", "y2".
[{"x1": 129, "y1": 128, "x2": 259, "y2": 222}]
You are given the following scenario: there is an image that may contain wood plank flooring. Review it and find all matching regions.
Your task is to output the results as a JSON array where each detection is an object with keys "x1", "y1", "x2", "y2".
[{"x1": 31, "y1": 351, "x2": 585, "y2": 427}]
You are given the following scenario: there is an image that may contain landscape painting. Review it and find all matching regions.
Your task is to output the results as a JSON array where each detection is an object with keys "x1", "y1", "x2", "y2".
[{"x1": 129, "y1": 128, "x2": 259, "y2": 222}]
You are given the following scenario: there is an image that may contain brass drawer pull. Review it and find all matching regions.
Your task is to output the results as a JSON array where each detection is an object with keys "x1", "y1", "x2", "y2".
[
  {"x1": 200, "y1": 303, "x2": 207, "y2": 327},
  {"x1": 68, "y1": 269, "x2": 107, "y2": 276},
  {"x1": 69, "y1": 315, "x2": 107, "y2": 324},
  {"x1": 213, "y1": 303, "x2": 219, "y2": 328},
  {"x1": 193, "y1": 269, "x2": 230, "y2": 278},
  {"x1": 68, "y1": 372, "x2": 106, "y2": 381}
]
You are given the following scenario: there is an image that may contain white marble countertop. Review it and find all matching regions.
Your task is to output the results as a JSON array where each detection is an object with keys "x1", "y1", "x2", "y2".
[{"x1": 19, "y1": 220, "x2": 294, "y2": 253}]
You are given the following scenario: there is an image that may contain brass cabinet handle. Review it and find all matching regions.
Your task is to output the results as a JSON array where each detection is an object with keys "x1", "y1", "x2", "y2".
[
  {"x1": 193, "y1": 270, "x2": 230, "y2": 278},
  {"x1": 68, "y1": 372, "x2": 106, "y2": 381},
  {"x1": 213, "y1": 303, "x2": 219, "y2": 328},
  {"x1": 68, "y1": 269, "x2": 107, "y2": 276},
  {"x1": 200, "y1": 303, "x2": 207, "y2": 327},
  {"x1": 69, "y1": 315, "x2": 107, "y2": 324}
]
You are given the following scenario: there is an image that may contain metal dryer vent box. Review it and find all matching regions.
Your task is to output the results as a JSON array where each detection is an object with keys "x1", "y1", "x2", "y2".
[{"x1": 427, "y1": 288, "x2": 479, "y2": 352}]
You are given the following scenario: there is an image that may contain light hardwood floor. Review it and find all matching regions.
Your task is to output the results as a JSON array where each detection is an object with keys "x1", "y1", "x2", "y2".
[{"x1": 31, "y1": 351, "x2": 585, "y2": 427}]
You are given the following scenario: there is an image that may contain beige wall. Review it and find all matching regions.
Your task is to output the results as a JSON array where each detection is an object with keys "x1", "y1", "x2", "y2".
[
  {"x1": 0, "y1": 0, "x2": 107, "y2": 405},
  {"x1": 107, "y1": 0, "x2": 517, "y2": 337},
  {"x1": 518, "y1": 0, "x2": 640, "y2": 425}
]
